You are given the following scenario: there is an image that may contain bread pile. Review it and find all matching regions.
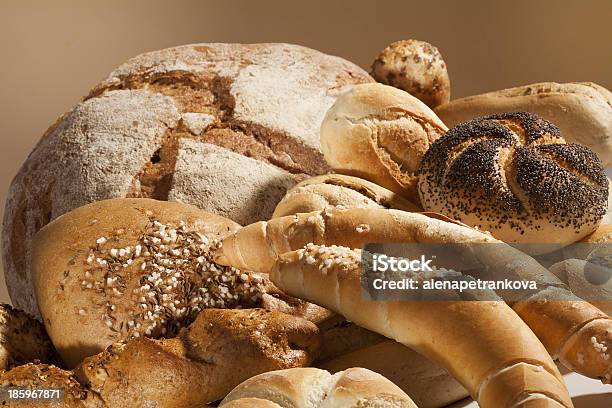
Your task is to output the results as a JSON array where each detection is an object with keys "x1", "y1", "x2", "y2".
[{"x1": 1, "y1": 40, "x2": 611, "y2": 407}]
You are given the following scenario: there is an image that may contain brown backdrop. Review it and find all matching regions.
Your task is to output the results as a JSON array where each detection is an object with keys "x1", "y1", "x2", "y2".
[{"x1": 0, "y1": 0, "x2": 610, "y2": 304}]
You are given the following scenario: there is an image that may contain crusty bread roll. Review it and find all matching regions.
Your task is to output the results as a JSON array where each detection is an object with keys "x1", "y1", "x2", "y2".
[
  {"x1": 32, "y1": 198, "x2": 324, "y2": 367},
  {"x1": 434, "y1": 82, "x2": 612, "y2": 165},
  {"x1": 2, "y1": 43, "x2": 373, "y2": 318},
  {"x1": 320, "y1": 83, "x2": 447, "y2": 204},
  {"x1": 0, "y1": 304, "x2": 57, "y2": 371},
  {"x1": 316, "y1": 326, "x2": 468, "y2": 408},
  {"x1": 0, "y1": 363, "x2": 103, "y2": 408},
  {"x1": 269, "y1": 245, "x2": 571, "y2": 408},
  {"x1": 221, "y1": 399, "x2": 282, "y2": 408},
  {"x1": 220, "y1": 367, "x2": 418, "y2": 408},
  {"x1": 272, "y1": 174, "x2": 420, "y2": 218},
  {"x1": 75, "y1": 308, "x2": 320, "y2": 408},
  {"x1": 418, "y1": 112, "x2": 608, "y2": 247},
  {"x1": 371, "y1": 39, "x2": 451, "y2": 109},
  {"x1": 215, "y1": 208, "x2": 612, "y2": 384}
]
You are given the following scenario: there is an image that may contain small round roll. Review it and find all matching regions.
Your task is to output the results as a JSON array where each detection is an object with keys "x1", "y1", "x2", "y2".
[
  {"x1": 220, "y1": 367, "x2": 417, "y2": 408},
  {"x1": 321, "y1": 83, "x2": 447, "y2": 204},
  {"x1": 418, "y1": 112, "x2": 608, "y2": 248},
  {"x1": 371, "y1": 39, "x2": 451, "y2": 109}
]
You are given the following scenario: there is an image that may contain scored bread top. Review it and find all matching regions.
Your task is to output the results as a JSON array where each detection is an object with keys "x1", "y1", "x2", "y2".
[{"x1": 418, "y1": 112, "x2": 608, "y2": 246}]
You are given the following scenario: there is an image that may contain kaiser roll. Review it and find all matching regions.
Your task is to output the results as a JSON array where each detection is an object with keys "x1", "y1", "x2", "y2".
[
  {"x1": 320, "y1": 83, "x2": 447, "y2": 204},
  {"x1": 371, "y1": 39, "x2": 451, "y2": 109},
  {"x1": 2, "y1": 42, "x2": 372, "y2": 317},
  {"x1": 418, "y1": 112, "x2": 609, "y2": 247}
]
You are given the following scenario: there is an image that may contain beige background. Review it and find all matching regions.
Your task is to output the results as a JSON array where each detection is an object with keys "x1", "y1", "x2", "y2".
[{"x1": 0, "y1": 0, "x2": 611, "y2": 304}]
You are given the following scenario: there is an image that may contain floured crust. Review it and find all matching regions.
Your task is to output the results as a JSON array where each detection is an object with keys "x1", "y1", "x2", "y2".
[
  {"x1": 435, "y1": 82, "x2": 612, "y2": 166},
  {"x1": 371, "y1": 39, "x2": 451, "y2": 109},
  {"x1": 2, "y1": 42, "x2": 372, "y2": 317},
  {"x1": 220, "y1": 367, "x2": 417, "y2": 408}
]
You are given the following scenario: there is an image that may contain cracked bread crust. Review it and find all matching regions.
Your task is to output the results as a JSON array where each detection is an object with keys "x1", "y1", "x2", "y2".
[
  {"x1": 0, "y1": 363, "x2": 103, "y2": 408},
  {"x1": 0, "y1": 304, "x2": 57, "y2": 371},
  {"x1": 75, "y1": 308, "x2": 321, "y2": 408},
  {"x1": 2, "y1": 43, "x2": 372, "y2": 318}
]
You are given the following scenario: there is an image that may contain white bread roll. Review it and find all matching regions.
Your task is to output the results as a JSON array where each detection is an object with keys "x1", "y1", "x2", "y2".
[
  {"x1": 371, "y1": 39, "x2": 451, "y2": 109},
  {"x1": 272, "y1": 174, "x2": 420, "y2": 218},
  {"x1": 215, "y1": 209, "x2": 612, "y2": 384},
  {"x1": 435, "y1": 82, "x2": 612, "y2": 165},
  {"x1": 269, "y1": 245, "x2": 572, "y2": 408},
  {"x1": 220, "y1": 367, "x2": 417, "y2": 408},
  {"x1": 320, "y1": 83, "x2": 447, "y2": 204},
  {"x1": 418, "y1": 112, "x2": 608, "y2": 248}
]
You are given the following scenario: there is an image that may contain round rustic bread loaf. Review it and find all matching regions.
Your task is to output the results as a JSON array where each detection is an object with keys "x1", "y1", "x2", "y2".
[
  {"x1": 32, "y1": 198, "x2": 325, "y2": 367},
  {"x1": 2, "y1": 43, "x2": 372, "y2": 317},
  {"x1": 418, "y1": 112, "x2": 609, "y2": 247},
  {"x1": 0, "y1": 304, "x2": 57, "y2": 370}
]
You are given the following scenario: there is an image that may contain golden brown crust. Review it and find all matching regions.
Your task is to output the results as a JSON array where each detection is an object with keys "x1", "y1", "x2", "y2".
[
  {"x1": 0, "y1": 304, "x2": 57, "y2": 370},
  {"x1": 0, "y1": 363, "x2": 102, "y2": 408},
  {"x1": 220, "y1": 367, "x2": 417, "y2": 408},
  {"x1": 216, "y1": 208, "x2": 612, "y2": 384},
  {"x1": 272, "y1": 174, "x2": 420, "y2": 218},
  {"x1": 271, "y1": 246, "x2": 570, "y2": 408},
  {"x1": 371, "y1": 39, "x2": 451, "y2": 109},
  {"x1": 320, "y1": 83, "x2": 447, "y2": 204},
  {"x1": 76, "y1": 308, "x2": 321, "y2": 408}
]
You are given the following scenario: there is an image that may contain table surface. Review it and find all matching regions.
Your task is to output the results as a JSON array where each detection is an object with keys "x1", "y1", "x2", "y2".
[{"x1": 448, "y1": 369, "x2": 611, "y2": 407}]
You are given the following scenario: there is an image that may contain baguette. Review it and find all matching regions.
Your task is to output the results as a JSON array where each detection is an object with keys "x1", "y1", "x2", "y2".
[
  {"x1": 215, "y1": 208, "x2": 612, "y2": 383},
  {"x1": 269, "y1": 245, "x2": 572, "y2": 408},
  {"x1": 220, "y1": 367, "x2": 418, "y2": 408}
]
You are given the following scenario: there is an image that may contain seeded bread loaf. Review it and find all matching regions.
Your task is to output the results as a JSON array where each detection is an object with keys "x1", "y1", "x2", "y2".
[
  {"x1": 272, "y1": 174, "x2": 420, "y2": 218},
  {"x1": 0, "y1": 363, "x2": 103, "y2": 408},
  {"x1": 434, "y1": 82, "x2": 612, "y2": 165},
  {"x1": 0, "y1": 304, "x2": 57, "y2": 370},
  {"x1": 371, "y1": 39, "x2": 451, "y2": 109},
  {"x1": 75, "y1": 308, "x2": 321, "y2": 408},
  {"x1": 220, "y1": 367, "x2": 418, "y2": 408},
  {"x1": 320, "y1": 83, "x2": 448, "y2": 205},
  {"x1": 2, "y1": 42, "x2": 373, "y2": 318},
  {"x1": 418, "y1": 112, "x2": 608, "y2": 248},
  {"x1": 31, "y1": 198, "x2": 325, "y2": 367}
]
